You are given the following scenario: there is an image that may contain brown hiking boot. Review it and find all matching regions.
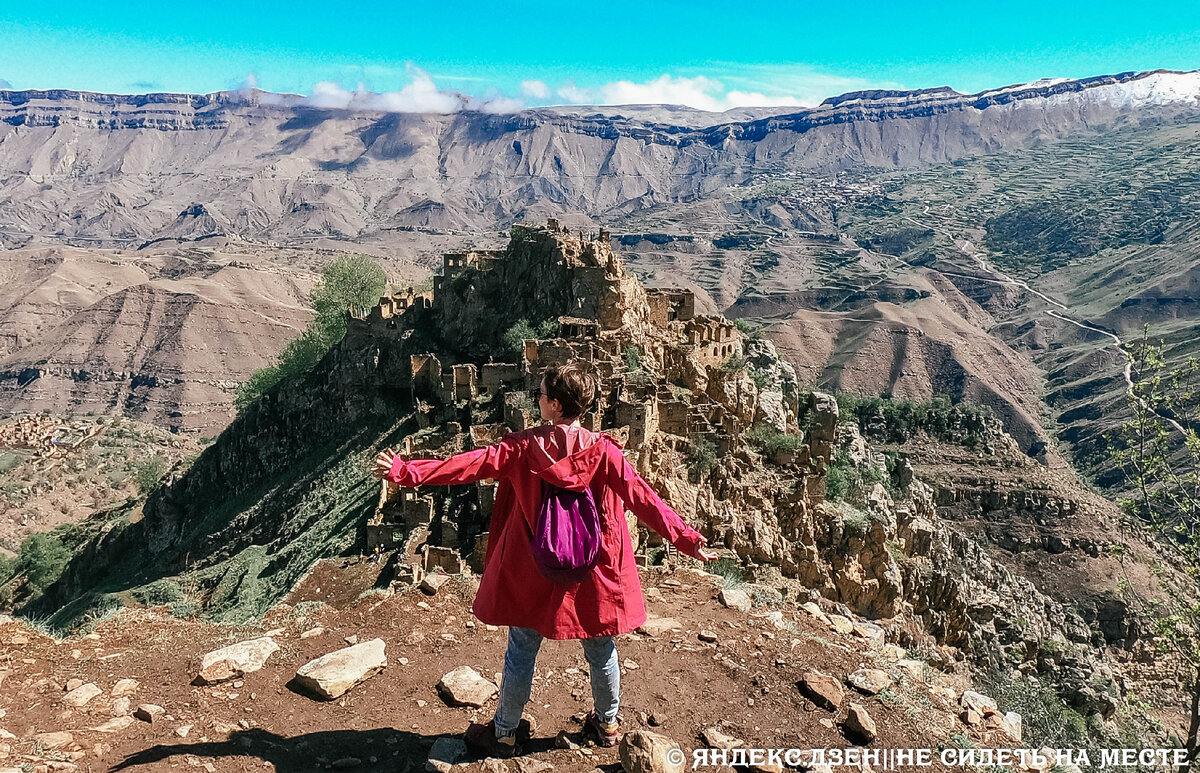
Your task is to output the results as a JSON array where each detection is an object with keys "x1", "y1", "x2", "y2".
[
  {"x1": 463, "y1": 718, "x2": 533, "y2": 758},
  {"x1": 583, "y1": 710, "x2": 619, "y2": 748}
]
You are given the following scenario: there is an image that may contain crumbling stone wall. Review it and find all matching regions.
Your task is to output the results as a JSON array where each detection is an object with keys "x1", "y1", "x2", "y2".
[{"x1": 646, "y1": 288, "x2": 696, "y2": 328}]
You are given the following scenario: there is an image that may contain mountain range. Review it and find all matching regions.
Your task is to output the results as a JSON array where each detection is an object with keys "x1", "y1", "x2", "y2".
[{"x1": 1, "y1": 69, "x2": 1198, "y2": 480}]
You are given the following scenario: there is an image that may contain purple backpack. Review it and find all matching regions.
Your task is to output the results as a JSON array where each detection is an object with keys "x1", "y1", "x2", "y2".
[{"x1": 531, "y1": 480, "x2": 602, "y2": 584}]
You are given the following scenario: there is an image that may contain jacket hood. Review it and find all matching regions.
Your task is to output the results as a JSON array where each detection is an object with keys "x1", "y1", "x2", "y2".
[{"x1": 528, "y1": 433, "x2": 620, "y2": 491}]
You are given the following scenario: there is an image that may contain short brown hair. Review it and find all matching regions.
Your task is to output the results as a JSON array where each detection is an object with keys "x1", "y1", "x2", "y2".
[{"x1": 541, "y1": 361, "x2": 597, "y2": 420}]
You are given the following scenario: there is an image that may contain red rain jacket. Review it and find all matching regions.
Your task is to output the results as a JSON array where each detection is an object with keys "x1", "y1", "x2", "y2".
[{"x1": 386, "y1": 424, "x2": 707, "y2": 639}]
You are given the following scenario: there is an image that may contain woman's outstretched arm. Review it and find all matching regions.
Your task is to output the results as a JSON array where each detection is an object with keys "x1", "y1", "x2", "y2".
[
  {"x1": 605, "y1": 442, "x2": 715, "y2": 560},
  {"x1": 374, "y1": 435, "x2": 524, "y2": 487}
]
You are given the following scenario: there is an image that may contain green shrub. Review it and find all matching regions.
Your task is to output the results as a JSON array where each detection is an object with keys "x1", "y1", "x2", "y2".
[
  {"x1": 744, "y1": 424, "x2": 801, "y2": 461},
  {"x1": 687, "y1": 436, "x2": 718, "y2": 476},
  {"x1": 979, "y1": 671, "x2": 1091, "y2": 748},
  {"x1": 235, "y1": 365, "x2": 283, "y2": 412},
  {"x1": 169, "y1": 600, "x2": 200, "y2": 619},
  {"x1": 836, "y1": 392, "x2": 996, "y2": 449},
  {"x1": 310, "y1": 254, "x2": 389, "y2": 324},
  {"x1": 502, "y1": 319, "x2": 537, "y2": 357},
  {"x1": 0, "y1": 555, "x2": 17, "y2": 583},
  {"x1": 707, "y1": 557, "x2": 745, "y2": 589},
  {"x1": 825, "y1": 463, "x2": 851, "y2": 500},
  {"x1": 623, "y1": 346, "x2": 643, "y2": 373},
  {"x1": 824, "y1": 447, "x2": 889, "y2": 502},
  {"x1": 502, "y1": 318, "x2": 562, "y2": 359},
  {"x1": 839, "y1": 505, "x2": 870, "y2": 538},
  {"x1": 132, "y1": 579, "x2": 185, "y2": 606},
  {"x1": 720, "y1": 353, "x2": 746, "y2": 372},
  {"x1": 81, "y1": 598, "x2": 124, "y2": 630},
  {"x1": 18, "y1": 533, "x2": 72, "y2": 596},
  {"x1": 945, "y1": 732, "x2": 974, "y2": 750},
  {"x1": 733, "y1": 318, "x2": 764, "y2": 340},
  {"x1": 133, "y1": 455, "x2": 167, "y2": 496},
  {"x1": 877, "y1": 688, "x2": 903, "y2": 706},
  {"x1": 748, "y1": 366, "x2": 770, "y2": 390}
]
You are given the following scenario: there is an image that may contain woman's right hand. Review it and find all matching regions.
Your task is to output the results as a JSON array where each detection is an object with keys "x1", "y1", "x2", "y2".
[{"x1": 372, "y1": 448, "x2": 398, "y2": 480}]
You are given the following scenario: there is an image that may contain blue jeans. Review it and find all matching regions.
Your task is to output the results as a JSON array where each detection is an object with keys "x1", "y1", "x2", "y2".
[{"x1": 493, "y1": 626, "x2": 620, "y2": 738}]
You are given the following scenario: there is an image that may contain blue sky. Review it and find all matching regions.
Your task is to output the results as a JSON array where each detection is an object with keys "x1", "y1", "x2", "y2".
[{"x1": 2, "y1": 1, "x2": 1200, "y2": 110}]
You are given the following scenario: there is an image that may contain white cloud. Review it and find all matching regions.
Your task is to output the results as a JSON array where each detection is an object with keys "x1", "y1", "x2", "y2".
[
  {"x1": 477, "y1": 95, "x2": 524, "y2": 114},
  {"x1": 716, "y1": 65, "x2": 906, "y2": 108},
  {"x1": 233, "y1": 72, "x2": 260, "y2": 99},
  {"x1": 259, "y1": 63, "x2": 899, "y2": 116},
  {"x1": 600, "y1": 74, "x2": 728, "y2": 111},
  {"x1": 307, "y1": 68, "x2": 464, "y2": 113},
  {"x1": 550, "y1": 73, "x2": 810, "y2": 111},
  {"x1": 724, "y1": 90, "x2": 803, "y2": 108},
  {"x1": 309, "y1": 81, "x2": 355, "y2": 109},
  {"x1": 369, "y1": 71, "x2": 462, "y2": 113},
  {"x1": 520, "y1": 80, "x2": 549, "y2": 99},
  {"x1": 548, "y1": 69, "x2": 904, "y2": 111},
  {"x1": 556, "y1": 82, "x2": 593, "y2": 105}
]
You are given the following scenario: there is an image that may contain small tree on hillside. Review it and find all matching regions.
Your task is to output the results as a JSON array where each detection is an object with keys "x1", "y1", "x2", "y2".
[
  {"x1": 236, "y1": 255, "x2": 386, "y2": 411},
  {"x1": 1113, "y1": 331, "x2": 1200, "y2": 769},
  {"x1": 310, "y1": 254, "x2": 390, "y2": 338}
]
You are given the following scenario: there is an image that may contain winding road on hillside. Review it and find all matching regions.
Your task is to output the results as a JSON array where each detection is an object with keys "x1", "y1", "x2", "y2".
[{"x1": 898, "y1": 212, "x2": 1190, "y2": 437}]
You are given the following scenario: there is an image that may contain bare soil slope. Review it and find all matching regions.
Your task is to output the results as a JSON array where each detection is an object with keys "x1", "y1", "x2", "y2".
[{"x1": 0, "y1": 562, "x2": 1048, "y2": 773}]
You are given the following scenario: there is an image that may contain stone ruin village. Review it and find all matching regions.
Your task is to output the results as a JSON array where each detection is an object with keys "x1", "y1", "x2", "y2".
[{"x1": 361, "y1": 219, "x2": 820, "y2": 582}]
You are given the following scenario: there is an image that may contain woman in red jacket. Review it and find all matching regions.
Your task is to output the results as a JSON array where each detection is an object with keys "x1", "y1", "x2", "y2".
[{"x1": 373, "y1": 361, "x2": 715, "y2": 757}]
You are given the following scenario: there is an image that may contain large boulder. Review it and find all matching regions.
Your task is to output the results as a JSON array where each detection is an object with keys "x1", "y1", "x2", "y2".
[
  {"x1": 293, "y1": 638, "x2": 387, "y2": 700},
  {"x1": 756, "y1": 391, "x2": 788, "y2": 433},
  {"x1": 436, "y1": 666, "x2": 498, "y2": 708},
  {"x1": 807, "y1": 392, "x2": 839, "y2": 464},
  {"x1": 619, "y1": 730, "x2": 685, "y2": 773},
  {"x1": 845, "y1": 703, "x2": 877, "y2": 744},
  {"x1": 195, "y1": 636, "x2": 279, "y2": 685},
  {"x1": 847, "y1": 668, "x2": 892, "y2": 695},
  {"x1": 798, "y1": 672, "x2": 843, "y2": 711}
]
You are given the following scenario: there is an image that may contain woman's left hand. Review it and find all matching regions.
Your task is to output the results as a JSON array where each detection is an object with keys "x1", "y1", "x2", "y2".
[
  {"x1": 691, "y1": 535, "x2": 719, "y2": 561},
  {"x1": 371, "y1": 449, "x2": 398, "y2": 480}
]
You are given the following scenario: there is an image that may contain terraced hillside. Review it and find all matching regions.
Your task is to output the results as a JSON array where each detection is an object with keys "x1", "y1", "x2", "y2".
[{"x1": 833, "y1": 116, "x2": 1200, "y2": 484}]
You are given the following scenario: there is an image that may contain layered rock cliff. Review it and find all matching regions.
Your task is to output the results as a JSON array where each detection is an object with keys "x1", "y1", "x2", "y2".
[{"x1": 1, "y1": 71, "x2": 1198, "y2": 245}]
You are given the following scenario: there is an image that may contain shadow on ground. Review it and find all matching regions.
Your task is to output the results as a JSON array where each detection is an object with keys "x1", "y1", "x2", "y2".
[{"x1": 109, "y1": 726, "x2": 586, "y2": 771}]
